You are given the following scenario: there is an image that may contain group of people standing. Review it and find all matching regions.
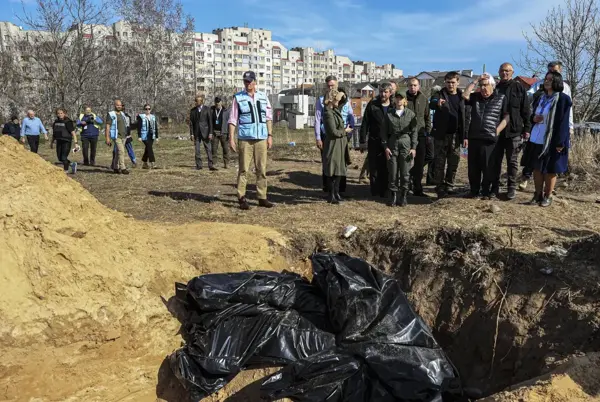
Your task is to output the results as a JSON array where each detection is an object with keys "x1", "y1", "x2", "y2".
[
  {"x1": 350, "y1": 61, "x2": 573, "y2": 207},
  {"x1": 1, "y1": 62, "x2": 579, "y2": 210},
  {"x1": 1, "y1": 103, "x2": 160, "y2": 175}
]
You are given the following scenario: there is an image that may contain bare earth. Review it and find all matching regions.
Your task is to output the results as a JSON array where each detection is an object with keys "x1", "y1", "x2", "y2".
[{"x1": 2, "y1": 135, "x2": 600, "y2": 401}]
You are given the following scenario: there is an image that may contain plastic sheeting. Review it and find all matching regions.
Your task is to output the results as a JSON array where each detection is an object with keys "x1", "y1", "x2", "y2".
[{"x1": 169, "y1": 253, "x2": 461, "y2": 401}]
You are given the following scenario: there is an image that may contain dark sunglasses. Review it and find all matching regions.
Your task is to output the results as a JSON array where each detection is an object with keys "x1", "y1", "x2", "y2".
[{"x1": 144, "y1": 107, "x2": 151, "y2": 110}]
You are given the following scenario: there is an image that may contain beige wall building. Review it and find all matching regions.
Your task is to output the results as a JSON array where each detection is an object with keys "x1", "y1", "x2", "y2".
[{"x1": 0, "y1": 21, "x2": 404, "y2": 97}]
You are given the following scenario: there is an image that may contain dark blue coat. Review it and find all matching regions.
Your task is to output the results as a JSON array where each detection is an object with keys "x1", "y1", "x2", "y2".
[{"x1": 531, "y1": 92, "x2": 572, "y2": 174}]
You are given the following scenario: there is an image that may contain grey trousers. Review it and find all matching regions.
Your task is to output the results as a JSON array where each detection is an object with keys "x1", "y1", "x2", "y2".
[{"x1": 195, "y1": 136, "x2": 213, "y2": 168}]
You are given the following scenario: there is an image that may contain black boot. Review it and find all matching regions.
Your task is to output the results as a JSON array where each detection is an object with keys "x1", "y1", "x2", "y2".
[
  {"x1": 388, "y1": 191, "x2": 397, "y2": 207},
  {"x1": 333, "y1": 176, "x2": 343, "y2": 202},
  {"x1": 327, "y1": 177, "x2": 338, "y2": 204},
  {"x1": 398, "y1": 190, "x2": 408, "y2": 207}
]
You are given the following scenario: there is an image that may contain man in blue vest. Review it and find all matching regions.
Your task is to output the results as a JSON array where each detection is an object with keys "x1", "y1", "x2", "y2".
[
  {"x1": 105, "y1": 99, "x2": 131, "y2": 174},
  {"x1": 315, "y1": 75, "x2": 352, "y2": 194},
  {"x1": 228, "y1": 71, "x2": 274, "y2": 210}
]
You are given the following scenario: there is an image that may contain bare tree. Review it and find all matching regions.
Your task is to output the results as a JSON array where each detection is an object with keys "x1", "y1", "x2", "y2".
[
  {"x1": 520, "y1": 0, "x2": 600, "y2": 122},
  {"x1": 120, "y1": 0, "x2": 194, "y2": 110},
  {"x1": 0, "y1": 51, "x2": 31, "y2": 118},
  {"x1": 16, "y1": 0, "x2": 112, "y2": 117}
]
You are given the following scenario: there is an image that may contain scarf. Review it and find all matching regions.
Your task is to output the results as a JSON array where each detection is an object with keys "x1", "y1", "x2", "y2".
[{"x1": 538, "y1": 93, "x2": 560, "y2": 158}]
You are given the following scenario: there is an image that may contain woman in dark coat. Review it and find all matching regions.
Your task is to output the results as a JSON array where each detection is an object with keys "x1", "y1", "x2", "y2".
[
  {"x1": 52, "y1": 108, "x2": 79, "y2": 174},
  {"x1": 522, "y1": 71, "x2": 572, "y2": 207},
  {"x1": 323, "y1": 88, "x2": 348, "y2": 204},
  {"x1": 2, "y1": 116, "x2": 21, "y2": 141}
]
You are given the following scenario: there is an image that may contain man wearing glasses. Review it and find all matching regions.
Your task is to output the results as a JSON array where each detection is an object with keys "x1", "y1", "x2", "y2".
[
  {"x1": 463, "y1": 73, "x2": 510, "y2": 199},
  {"x1": 491, "y1": 63, "x2": 531, "y2": 200},
  {"x1": 429, "y1": 71, "x2": 470, "y2": 199},
  {"x1": 228, "y1": 71, "x2": 274, "y2": 210}
]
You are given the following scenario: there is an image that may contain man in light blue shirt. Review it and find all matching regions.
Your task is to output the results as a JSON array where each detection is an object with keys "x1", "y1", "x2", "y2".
[{"x1": 20, "y1": 110, "x2": 48, "y2": 153}]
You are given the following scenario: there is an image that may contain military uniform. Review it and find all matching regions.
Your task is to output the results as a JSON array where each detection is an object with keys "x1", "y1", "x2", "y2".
[
  {"x1": 429, "y1": 88, "x2": 470, "y2": 197},
  {"x1": 381, "y1": 102, "x2": 418, "y2": 206}
]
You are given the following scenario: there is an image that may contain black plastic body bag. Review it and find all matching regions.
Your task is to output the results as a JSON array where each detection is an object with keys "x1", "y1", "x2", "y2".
[{"x1": 169, "y1": 253, "x2": 460, "y2": 401}]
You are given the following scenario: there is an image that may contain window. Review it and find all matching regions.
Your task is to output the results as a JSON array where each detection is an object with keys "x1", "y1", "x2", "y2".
[
  {"x1": 123, "y1": 32, "x2": 128, "y2": 37},
  {"x1": 207, "y1": 45, "x2": 211, "y2": 50},
  {"x1": 266, "y1": 58, "x2": 271, "y2": 62},
  {"x1": 228, "y1": 46, "x2": 232, "y2": 50},
  {"x1": 228, "y1": 54, "x2": 232, "y2": 59},
  {"x1": 228, "y1": 63, "x2": 232, "y2": 67}
]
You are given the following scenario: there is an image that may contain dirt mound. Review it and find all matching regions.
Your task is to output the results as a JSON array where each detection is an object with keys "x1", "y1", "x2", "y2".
[
  {"x1": 0, "y1": 136, "x2": 289, "y2": 401},
  {"x1": 482, "y1": 353, "x2": 600, "y2": 401}
]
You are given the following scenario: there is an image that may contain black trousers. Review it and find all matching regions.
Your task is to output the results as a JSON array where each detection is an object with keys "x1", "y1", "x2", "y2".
[
  {"x1": 410, "y1": 136, "x2": 434, "y2": 191},
  {"x1": 27, "y1": 135, "x2": 40, "y2": 153},
  {"x1": 491, "y1": 135, "x2": 521, "y2": 193},
  {"x1": 368, "y1": 140, "x2": 388, "y2": 197},
  {"x1": 194, "y1": 136, "x2": 213, "y2": 168},
  {"x1": 55, "y1": 139, "x2": 72, "y2": 170},
  {"x1": 142, "y1": 139, "x2": 155, "y2": 162},
  {"x1": 468, "y1": 139, "x2": 497, "y2": 196},
  {"x1": 81, "y1": 137, "x2": 98, "y2": 165}
]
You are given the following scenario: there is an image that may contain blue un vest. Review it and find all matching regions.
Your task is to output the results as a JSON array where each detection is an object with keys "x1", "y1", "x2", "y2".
[
  {"x1": 234, "y1": 90, "x2": 269, "y2": 140},
  {"x1": 319, "y1": 96, "x2": 351, "y2": 136},
  {"x1": 138, "y1": 114, "x2": 157, "y2": 140},
  {"x1": 108, "y1": 111, "x2": 130, "y2": 140}
]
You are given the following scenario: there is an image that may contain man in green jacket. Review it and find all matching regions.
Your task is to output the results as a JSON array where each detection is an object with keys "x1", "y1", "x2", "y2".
[
  {"x1": 381, "y1": 91, "x2": 418, "y2": 206},
  {"x1": 405, "y1": 77, "x2": 433, "y2": 196}
]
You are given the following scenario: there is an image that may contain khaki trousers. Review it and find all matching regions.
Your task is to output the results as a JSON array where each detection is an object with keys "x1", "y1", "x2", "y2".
[
  {"x1": 237, "y1": 139, "x2": 268, "y2": 200},
  {"x1": 111, "y1": 138, "x2": 127, "y2": 170}
]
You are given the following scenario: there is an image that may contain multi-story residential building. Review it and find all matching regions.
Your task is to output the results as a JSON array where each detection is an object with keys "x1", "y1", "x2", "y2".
[{"x1": 1, "y1": 21, "x2": 404, "y2": 98}]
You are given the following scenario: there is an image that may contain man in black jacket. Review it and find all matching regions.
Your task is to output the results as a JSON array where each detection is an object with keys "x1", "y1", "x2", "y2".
[
  {"x1": 189, "y1": 95, "x2": 215, "y2": 170},
  {"x1": 211, "y1": 97, "x2": 229, "y2": 168},
  {"x1": 463, "y1": 74, "x2": 510, "y2": 199},
  {"x1": 405, "y1": 77, "x2": 433, "y2": 196},
  {"x1": 492, "y1": 63, "x2": 531, "y2": 199},
  {"x1": 359, "y1": 82, "x2": 393, "y2": 197},
  {"x1": 430, "y1": 71, "x2": 470, "y2": 198}
]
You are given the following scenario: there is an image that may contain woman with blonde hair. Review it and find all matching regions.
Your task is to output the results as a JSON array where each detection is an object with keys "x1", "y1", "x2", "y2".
[{"x1": 322, "y1": 88, "x2": 348, "y2": 204}]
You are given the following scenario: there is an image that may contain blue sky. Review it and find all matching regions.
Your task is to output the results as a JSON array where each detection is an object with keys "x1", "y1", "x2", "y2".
[{"x1": 3, "y1": 0, "x2": 563, "y2": 76}]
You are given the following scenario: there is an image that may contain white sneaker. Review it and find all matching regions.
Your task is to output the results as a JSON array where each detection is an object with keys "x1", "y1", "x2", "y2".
[{"x1": 518, "y1": 179, "x2": 528, "y2": 191}]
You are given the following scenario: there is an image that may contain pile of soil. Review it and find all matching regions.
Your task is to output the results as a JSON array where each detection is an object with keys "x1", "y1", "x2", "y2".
[
  {"x1": 0, "y1": 136, "x2": 288, "y2": 401},
  {"x1": 481, "y1": 353, "x2": 600, "y2": 401}
]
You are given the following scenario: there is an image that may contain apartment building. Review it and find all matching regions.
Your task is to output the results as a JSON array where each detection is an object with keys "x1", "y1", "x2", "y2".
[{"x1": 1, "y1": 21, "x2": 404, "y2": 97}]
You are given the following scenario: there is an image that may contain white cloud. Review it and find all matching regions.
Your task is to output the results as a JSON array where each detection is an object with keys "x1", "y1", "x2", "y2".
[{"x1": 244, "y1": 0, "x2": 567, "y2": 73}]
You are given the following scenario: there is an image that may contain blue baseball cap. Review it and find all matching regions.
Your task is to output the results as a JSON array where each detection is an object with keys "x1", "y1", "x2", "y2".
[{"x1": 243, "y1": 71, "x2": 256, "y2": 82}]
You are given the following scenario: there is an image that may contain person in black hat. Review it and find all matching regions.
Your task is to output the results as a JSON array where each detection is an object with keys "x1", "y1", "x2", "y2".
[
  {"x1": 228, "y1": 71, "x2": 275, "y2": 210},
  {"x1": 211, "y1": 96, "x2": 229, "y2": 168}
]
